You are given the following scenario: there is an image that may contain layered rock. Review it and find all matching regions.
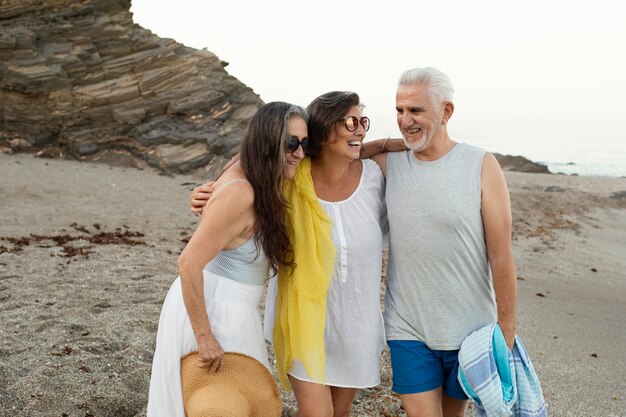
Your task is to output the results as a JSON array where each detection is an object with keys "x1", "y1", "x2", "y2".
[
  {"x1": 0, "y1": 0, "x2": 262, "y2": 174},
  {"x1": 494, "y1": 153, "x2": 551, "y2": 174}
]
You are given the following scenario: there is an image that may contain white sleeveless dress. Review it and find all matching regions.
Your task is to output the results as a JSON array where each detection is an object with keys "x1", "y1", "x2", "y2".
[{"x1": 147, "y1": 182, "x2": 270, "y2": 417}]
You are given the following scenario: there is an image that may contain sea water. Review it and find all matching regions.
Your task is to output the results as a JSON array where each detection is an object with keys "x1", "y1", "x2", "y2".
[
  {"x1": 469, "y1": 140, "x2": 626, "y2": 178},
  {"x1": 368, "y1": 119, "x2": 626, "y2": 178}
]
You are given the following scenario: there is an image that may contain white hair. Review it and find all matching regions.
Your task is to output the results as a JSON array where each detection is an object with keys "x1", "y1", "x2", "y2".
[{"x1": 398, "y1": 67, "x2": 454, "y2": 105}]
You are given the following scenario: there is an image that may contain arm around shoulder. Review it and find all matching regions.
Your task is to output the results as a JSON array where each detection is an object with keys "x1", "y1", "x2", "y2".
[
  {"x1": 188, "y1": 153, "x2": 242, "y2": 215},
  {"x1": 360, "y1": 138, "x2": 407, "y2": 159}
]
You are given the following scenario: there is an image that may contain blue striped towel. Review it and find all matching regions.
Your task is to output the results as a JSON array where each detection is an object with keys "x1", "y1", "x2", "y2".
[{"x1": 458, "y1": 323, "x2": 548, "y2": 417}]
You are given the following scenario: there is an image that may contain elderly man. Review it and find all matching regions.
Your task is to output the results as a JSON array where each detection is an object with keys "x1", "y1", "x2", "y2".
[{"x1": 371, "y1": 67, "x2": 517, "y2": 417}]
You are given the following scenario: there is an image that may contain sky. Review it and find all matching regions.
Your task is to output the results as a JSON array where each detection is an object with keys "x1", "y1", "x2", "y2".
[{"x1": 130, "y1": 0, "x2": 626, "y2": 172}]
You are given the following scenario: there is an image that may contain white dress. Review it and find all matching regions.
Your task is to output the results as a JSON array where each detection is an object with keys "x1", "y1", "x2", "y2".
[
  {"x1": 147, "y1": 238, "x2": 269, "y2": 417},
  {"x1": 265, "y1": 159, "x2": 387, "y2": 388}
]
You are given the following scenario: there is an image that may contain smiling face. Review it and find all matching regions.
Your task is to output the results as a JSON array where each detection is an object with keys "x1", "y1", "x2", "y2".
[
  {"x1": 285, "y1": 116, "x2": 307, "y2": 178},
  {"x1": 325, "y1": 105, "x2": 367, "y2": 160},
  {"x1": 396, "y1": 83, "x2": 449, "y2": 152}
]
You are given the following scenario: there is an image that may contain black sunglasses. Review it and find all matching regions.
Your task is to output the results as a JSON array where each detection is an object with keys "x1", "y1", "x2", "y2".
[
  {"x1": 285, "y1": 135, "x2": 309, "y2": 153},
  {"x1": 339, "y1": 116, "x2": 370, "y2": 132}
]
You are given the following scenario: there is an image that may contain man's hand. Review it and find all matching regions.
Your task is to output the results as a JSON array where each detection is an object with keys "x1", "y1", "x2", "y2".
[
  {"x1": 499, "y1": 323, "x2": 517, "y2": 350},
  {"x1": 189, "y1": 153, "x2": 241, "y2": 215},
  {"x1": 190, "y1": 182, "x2": 214, "y2": 215}
]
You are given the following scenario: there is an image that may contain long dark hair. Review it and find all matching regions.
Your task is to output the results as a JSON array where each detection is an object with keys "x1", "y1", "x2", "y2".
[
  {"x1": 239, "y1": 101, "x2": 307, "y2": 270},
  {"x1": 305, "y1": 91, "x2": 361, "y2": 158}
]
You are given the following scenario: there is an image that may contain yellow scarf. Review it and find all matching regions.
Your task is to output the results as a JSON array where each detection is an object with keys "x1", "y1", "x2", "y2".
[{"x1": 273, "y1": 157, "x2": 336, "y2": 390}]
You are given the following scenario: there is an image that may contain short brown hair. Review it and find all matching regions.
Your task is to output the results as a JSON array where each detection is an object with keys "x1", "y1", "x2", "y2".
[{"x1": 305, "y1": 91, "x2": 361, "y2": 159}]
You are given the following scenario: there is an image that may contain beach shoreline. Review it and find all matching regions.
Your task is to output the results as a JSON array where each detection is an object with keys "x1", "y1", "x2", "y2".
[{"x1": 1, "y1": 153, "x2": 625, "y2": 416}]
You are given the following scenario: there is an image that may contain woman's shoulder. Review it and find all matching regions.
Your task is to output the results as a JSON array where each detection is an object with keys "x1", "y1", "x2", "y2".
[
  {"x1": 362, "y1": 158, "x2": 384, "y2": 180},
  {"x1": 211, "y1": 167, "x2": 254, "y2": 206},
  {"x1": 357, "y1": 159, "x2": 384, "y2": 198},
  {"x1": 201, "y1": 177, "x2": 255, "y2": 233},
  {"x1": 214, "y1": 177, "x2": 253, "y2": 192},
  {"x1": 215, "y1": 180, "x2": 253, "y2": 202}
]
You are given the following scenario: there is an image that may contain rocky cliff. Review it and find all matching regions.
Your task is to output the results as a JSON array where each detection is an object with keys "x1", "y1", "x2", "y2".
[
  {"x1": 0, "y1": 1, "x2": 552, "y2": 177},
  {"x1": 494, "y1": 153, "x2": 550, "y2": 174},
  {"x1": 0, "y1": 0, "x2": 262, "y2": 175}
]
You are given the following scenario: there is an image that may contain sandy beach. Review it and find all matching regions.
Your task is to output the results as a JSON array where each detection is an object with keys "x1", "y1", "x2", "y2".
[{"x1": 1, "y1": 152, "x2": 625, "y2": 417}]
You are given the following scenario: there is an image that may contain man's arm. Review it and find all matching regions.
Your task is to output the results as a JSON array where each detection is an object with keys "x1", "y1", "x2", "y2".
[
  {"x1": 481, "y1": 152, "x2": 517, "y2": 349},
  {"x1": 360, "y1": 138, "x2": 407, "y2": 159}
]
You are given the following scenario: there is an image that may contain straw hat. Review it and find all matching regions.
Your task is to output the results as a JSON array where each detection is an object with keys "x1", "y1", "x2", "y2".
[{"x1": 181, "y1": 351, "x2": 282, "y2": 417}]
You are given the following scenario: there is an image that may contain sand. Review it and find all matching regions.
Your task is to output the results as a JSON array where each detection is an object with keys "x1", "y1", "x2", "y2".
[{"x1": 1, "y1": 152, "x2": 625, "y2": 417}]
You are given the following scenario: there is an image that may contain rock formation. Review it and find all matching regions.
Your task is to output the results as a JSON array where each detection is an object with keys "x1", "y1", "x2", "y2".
[
  {"x1": 0, "y1": 1, "x2": 553, "y2": 177},
  {"x1": 0, "y1": 0, "x2": 262, "y2": 175},
  {"x1": 494, "y1": 153, "x2": 551, "y2": 174}
]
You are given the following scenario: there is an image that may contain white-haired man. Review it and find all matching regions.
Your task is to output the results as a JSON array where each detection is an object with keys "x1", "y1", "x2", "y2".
[{"x1": 372, "y1": 67, "x2": 517, "y2": 417}]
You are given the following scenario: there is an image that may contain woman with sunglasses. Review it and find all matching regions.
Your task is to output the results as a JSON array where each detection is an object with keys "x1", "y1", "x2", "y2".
[
  {"x1": 270, "y1": 91, "x2": 387, "y2": 417},
  {"x1": 147, "y1": 102, "x2": 307, "y2": 417}
]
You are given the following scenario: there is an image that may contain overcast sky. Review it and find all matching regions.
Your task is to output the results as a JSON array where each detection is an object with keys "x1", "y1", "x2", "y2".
[{"x1": 131, "y1": 0, "x2": 626, "y2": 162}]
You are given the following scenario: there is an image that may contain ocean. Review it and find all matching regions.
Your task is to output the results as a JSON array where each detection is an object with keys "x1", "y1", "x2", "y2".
[
  {"x1": 366, "y1": 115, "x2": 626, "y2": 179},
  {"x1": 470, "y1": 139, "x2": 626, "y2": 178},
  {"x1": 365, "y1": 131, "x2": 626, "y2": 178}
]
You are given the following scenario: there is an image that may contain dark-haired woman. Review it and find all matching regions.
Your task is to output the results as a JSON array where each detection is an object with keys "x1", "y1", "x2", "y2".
[
  {"x1": 147, "y1": 102, "x2": 308, "y2": 417},
  {"x1": 269, "y1": 92, "x2": 388, "y2": 417}
]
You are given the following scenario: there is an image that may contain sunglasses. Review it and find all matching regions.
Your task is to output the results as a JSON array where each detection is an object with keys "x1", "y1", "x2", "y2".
[
  {"x1": 285, "y1": 135, "x2": 309, "y2": 153},
  {"x1": 339, "y1": 116, "x2": 370, "y2": 132}
]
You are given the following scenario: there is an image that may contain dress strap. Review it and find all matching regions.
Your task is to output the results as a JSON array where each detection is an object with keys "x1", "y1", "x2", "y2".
[{"x1": 212, "y1": 178, "x2": 251, "y2": 199}]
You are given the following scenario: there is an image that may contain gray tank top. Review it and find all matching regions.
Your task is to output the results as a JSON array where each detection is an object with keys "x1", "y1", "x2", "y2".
[
  {"x1": 384, "y1": 144, "x2": 497, "y2": 349},
  {"x1": 202, "y1": 179, "x2": 270, "y2": 286}
]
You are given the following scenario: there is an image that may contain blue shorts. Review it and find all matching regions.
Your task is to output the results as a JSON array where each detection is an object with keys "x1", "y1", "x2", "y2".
[{"x1": 387, "y1": 340, "x2": 468, "y2": 399}]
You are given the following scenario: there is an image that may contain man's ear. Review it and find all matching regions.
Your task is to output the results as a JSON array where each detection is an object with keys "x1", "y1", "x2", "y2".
[{"x1": 442, "y1": 101, "x2": 454, "y2": 124}]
